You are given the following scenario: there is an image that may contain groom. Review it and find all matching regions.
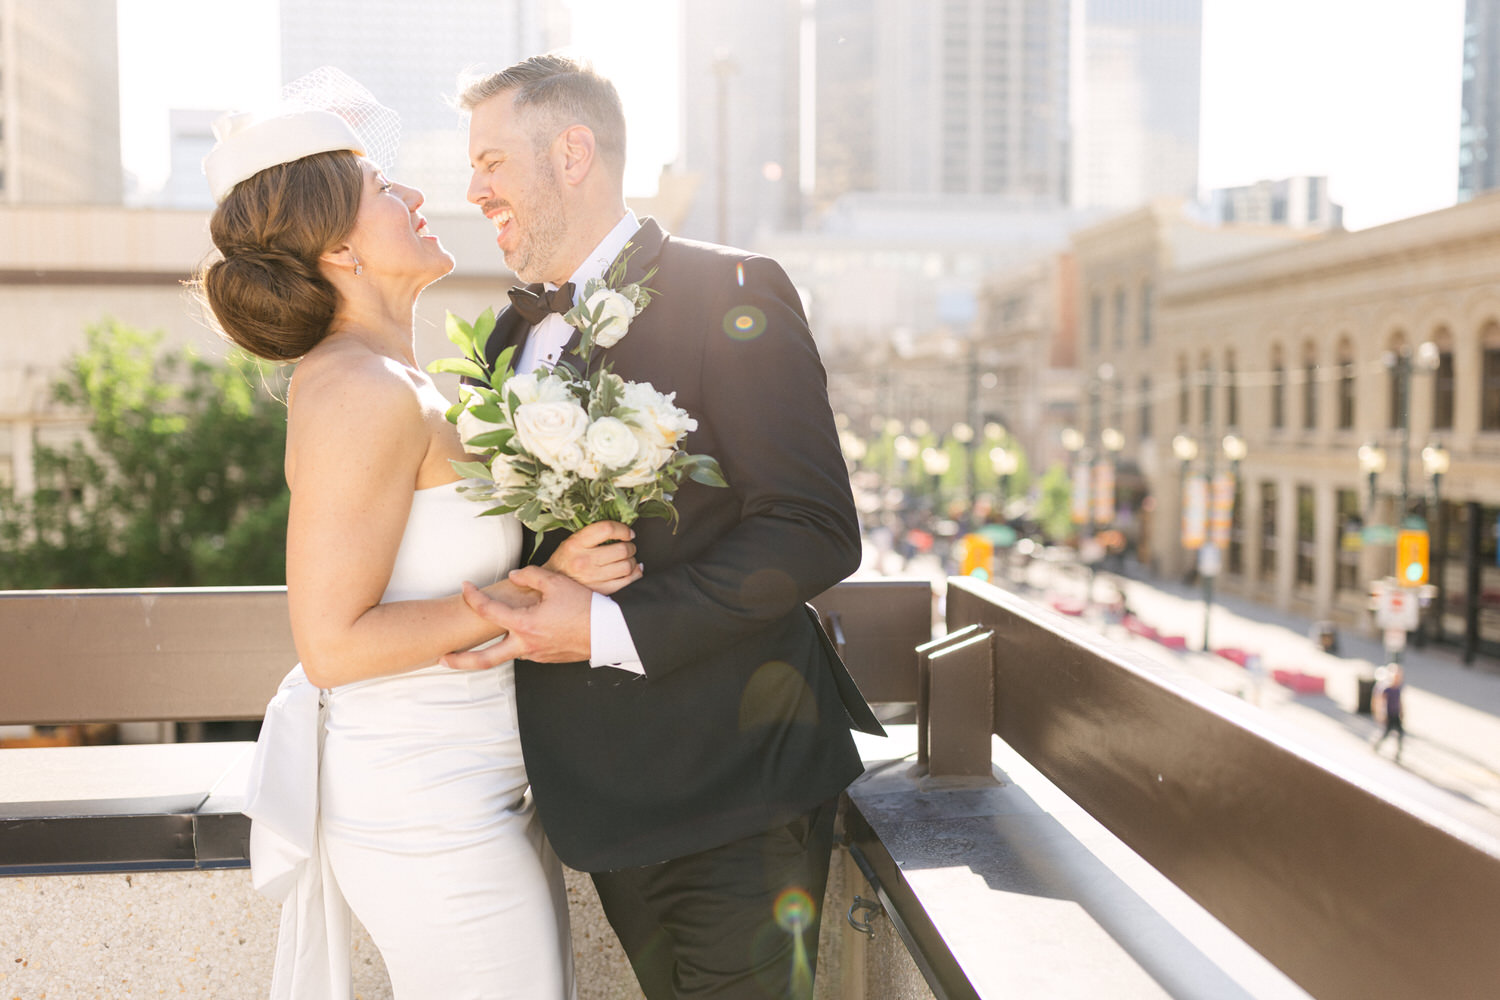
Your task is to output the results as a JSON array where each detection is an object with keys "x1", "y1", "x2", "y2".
[{"x1": 443, "y1": 54, "x2": 881, "y2": 999}]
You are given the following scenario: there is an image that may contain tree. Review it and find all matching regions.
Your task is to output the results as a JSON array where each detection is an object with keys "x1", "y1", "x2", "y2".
[{"x1": 0, "y1": 320, "x2": 290, "y2": 589}]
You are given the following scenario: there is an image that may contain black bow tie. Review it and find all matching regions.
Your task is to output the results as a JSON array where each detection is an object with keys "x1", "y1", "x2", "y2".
[{"x1": 508, "y1": 282, "x2": 576, "y2": 325}]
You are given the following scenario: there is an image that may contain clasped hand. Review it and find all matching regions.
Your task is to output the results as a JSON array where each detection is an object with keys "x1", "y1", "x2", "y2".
[{"x1": 439, "y1": 520, "x2": 640, "y2": 669}]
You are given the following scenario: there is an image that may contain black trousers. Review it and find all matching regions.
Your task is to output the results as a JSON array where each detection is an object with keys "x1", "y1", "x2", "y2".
[{"x1": 591, "y1": 799, "x2": 838, "y2": 1000}]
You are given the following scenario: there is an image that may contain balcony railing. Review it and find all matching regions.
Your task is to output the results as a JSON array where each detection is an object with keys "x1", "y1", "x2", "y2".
[{"x1": 3, "y1": 578, "x2": 1499, "y2": 998}]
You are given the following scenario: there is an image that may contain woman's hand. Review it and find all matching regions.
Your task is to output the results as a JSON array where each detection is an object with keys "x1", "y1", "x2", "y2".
[{"x1": 544, "y1": 521, "x2": 642, "y2": 595}]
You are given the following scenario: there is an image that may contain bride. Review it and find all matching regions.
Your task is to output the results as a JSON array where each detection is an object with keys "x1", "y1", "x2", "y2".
[{"x1": 198, "y1": 98, "x2": 636, "y2": 998}]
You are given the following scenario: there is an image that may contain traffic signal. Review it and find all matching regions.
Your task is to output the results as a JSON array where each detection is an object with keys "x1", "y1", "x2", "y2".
[
  {"x1": 1395, "y1": 529, "x2": 1429, "y2": 587},
  {"x1": 960, "y1": 533, "x2": 995, "y2": 580}
]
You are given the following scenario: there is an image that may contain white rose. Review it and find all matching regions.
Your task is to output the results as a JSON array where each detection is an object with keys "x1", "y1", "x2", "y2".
[
  {"x1": 619, "y1": 381, "x2": 697, "y2": 450},
  {"x1": 456, "y1": 400, "x2": 509, "y2": 451},
  {"x1": 488, "y1": 451, "x2": 529, "y2": 490},
  {"x1": 585, "y1": 288, "x2": 637, "y2": 349},
  {"x1": 514, "y1": 400, "x2": 590, "y2": 470},
  {"x1": 501, "y1": 370, "x2": 574, "y2": 407},
  {"x1": 613, "y1": 426, "x2": 675, "y2": 488},
  {"x1": 585, "y1": 416, "x2": 641, "y2": 471}
]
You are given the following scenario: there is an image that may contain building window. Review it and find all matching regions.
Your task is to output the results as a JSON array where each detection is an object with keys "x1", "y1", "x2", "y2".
[
  {"x1": 1480, "y1": 322, "x2": 1500, "y2": 430},
  {"x1": 1178, "y1": 357, "x2": 1190, "y2": 425},
  {"x1": 1434, "y1": 346, "x2": 1454, "y2": 430},
  {"x1": 1225, "y1": 352, "x2": 1238, "y2": 429},
  {"x1": 1336, "y1": 488, "x2": 1361, "y2": 593},
  {"x1": 1260, "y1": 481, "x2": 1278, "y2": 583},
  {"x1": 1139, "y1": 376, "x2": 1152, "y2": 439},
  {"x1": 1271, "y1": 347, "x2": 1285, "y2": 430},
  {"x1": 1303, "y1": 344, "x2": 1318, "y2": 431},
  {"x1": 1389, "y1": 341, "x2": 1409, "y2": 431},
  {"x1": 1200, "y1": 359, "x2": 1214, "y2": 431},
  {"x1": 1140, "y1": 281, "x2": 1153, "y2": 345},
  {"x1": 1296, "y1": 485, "x2": 1315, "y2": 586},
  {"x1": 1089, "y1": 293, "x2": 1103, "y2": 352},
  {"x1": 1338, "y1": 341, "x2": 1356, "y2": 430},
  {"x1": 1113, "y1": 288, "x2": 1126, "y2": 348},
  {"x1": 1229, "y1": 480, "x2": 1244, "y2": 575}
]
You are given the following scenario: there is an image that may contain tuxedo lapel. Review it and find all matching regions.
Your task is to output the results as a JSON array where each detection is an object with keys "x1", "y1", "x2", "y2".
[
  {"x1": 564, "y1": 218, "x2": 669, "y2": 370},
  {"x1": 485, "y1": 299, "x2": 533, "y2": 374}
]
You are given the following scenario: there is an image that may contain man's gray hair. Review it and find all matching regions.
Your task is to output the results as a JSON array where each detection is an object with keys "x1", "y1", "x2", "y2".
[{"x1": 457, "y1": 54, "x2": 626, "y2": 171}]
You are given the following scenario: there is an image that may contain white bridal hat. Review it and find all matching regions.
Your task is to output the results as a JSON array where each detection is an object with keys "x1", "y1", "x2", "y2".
[{"x1": 203, "y1": 67, "x2": 400, "y2": 203}]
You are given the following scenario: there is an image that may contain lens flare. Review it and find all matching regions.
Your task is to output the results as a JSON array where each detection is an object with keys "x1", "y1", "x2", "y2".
[
  {"x1": 736, "y1": 262, "x2": 746, "y2": 287},
  {"x1": 775, "y1": 887, "x2": 815, "y2": 933},
  {"x1": 723, "y1": 305, "x2": 767, "y2": 341}
]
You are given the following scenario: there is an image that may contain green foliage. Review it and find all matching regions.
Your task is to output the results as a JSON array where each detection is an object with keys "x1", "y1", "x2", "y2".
[
  {"x1": 1035, "y1": 463, "x2": 1076, "y2": 543},
  {"x1": 0, "y1": 320, "x2": 290, "y2": 588}
]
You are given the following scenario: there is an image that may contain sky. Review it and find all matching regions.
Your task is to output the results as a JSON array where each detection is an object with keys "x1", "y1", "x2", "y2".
[{"x1": 118, "y1": 0, "x2": 1467, "y2": 230}]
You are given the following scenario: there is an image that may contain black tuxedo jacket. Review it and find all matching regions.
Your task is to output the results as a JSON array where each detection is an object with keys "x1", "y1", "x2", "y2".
[{"x1": 484, "y1": 219, "x2": 879, "y2": 872}]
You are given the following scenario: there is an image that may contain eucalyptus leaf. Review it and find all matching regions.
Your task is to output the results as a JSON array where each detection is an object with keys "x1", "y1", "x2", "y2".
[{"x1": 448, "y1": 459, "x2": 493, "y2": 479}]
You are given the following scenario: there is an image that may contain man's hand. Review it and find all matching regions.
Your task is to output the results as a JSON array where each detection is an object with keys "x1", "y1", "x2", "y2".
[
  {"x1": 439, "y1": 566, "x2": 594, "y2": 670},
  {"x1": 545, "y1": 520, "x2": 642, "y2": 595}
]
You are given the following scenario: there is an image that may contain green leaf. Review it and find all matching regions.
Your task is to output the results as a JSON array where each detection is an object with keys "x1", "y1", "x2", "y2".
[
  {"x1": 444, "y1": 400, "x2": 465, "y2": 424},
  {"x1": 445, "y1": 311, "x2": 475, "y2": 350},
  {"x1": 448, "y1": 459, "x2": 492, "y2": 479},
  {"x1": 463, "y1": 429, "x2": 513, "y2": 449},
  {"x1": 467, "y1": 401, "x2": 504, "y2": 423},
  {"x1": 685, "y1": 457, "x2": 728, "y2": 487},
  {"x1": 471, "y1": 307, "x2": 497, "y2": 359},
  {"x1": 491, "y1": 346, "x2": 517, "y2": 382},
  {"x1": 428, "y1": 357, "x2": 488, "y2": 380}
]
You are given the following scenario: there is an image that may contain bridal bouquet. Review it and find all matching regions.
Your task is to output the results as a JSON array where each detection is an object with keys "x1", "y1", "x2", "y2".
[{"x1": 428, "y1": 259, "x2": 726, "y2": 534}]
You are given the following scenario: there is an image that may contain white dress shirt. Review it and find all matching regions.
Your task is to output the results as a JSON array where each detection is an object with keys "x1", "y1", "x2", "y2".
[{"x1": 515, "y1": 210, "x2": 645, "y2": 674}]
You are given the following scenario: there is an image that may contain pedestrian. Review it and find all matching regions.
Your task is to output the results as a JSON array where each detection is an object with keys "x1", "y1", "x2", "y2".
[{"x1": 1373, "y1": 664, "x2": 1406, "y2": 762}]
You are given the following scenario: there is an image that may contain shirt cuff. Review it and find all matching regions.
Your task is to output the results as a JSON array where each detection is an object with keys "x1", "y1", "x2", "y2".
[{"x1": 589, "y1": 592, "x2": 645, "y2": 674}]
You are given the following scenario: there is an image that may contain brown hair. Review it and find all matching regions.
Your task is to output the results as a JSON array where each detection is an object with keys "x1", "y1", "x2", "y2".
[
  {"x1": 456, "y1": 54, "x2": 626, "y2": 176},
  {"x1": 196, "y1": 150, "x2": 363, "y2": 362}
]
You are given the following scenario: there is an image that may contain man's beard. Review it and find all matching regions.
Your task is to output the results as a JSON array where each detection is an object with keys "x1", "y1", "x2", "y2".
[{"x1": 505, "y1": 157, "x2": 568, "y2": 284}]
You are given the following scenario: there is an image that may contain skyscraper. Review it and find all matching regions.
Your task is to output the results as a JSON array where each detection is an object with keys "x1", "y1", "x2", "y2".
[
  {"x1": 676, "y1": 0, "x2": 805, "y2": 248},
  {"x1": 279, "y1": 0, "x2": 565, "y2": 213},
  {"x1": 0, "y1": 0, "x2": 122, "y2": 204},
  {"x1": 1072, "y1": 0, "x2": 1201, "y2": 211},
  {"x1": 1459, "y1": 0, "x2": 1499, "y2": 201},
  {"x1": 817, "y1": 0, "x2": 1072, "y2": 204}
]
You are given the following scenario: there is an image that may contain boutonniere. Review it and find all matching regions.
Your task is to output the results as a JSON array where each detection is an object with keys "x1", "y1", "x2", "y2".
[{"x1": 562, "y1": 243, "x2": 657, "y2": 363}]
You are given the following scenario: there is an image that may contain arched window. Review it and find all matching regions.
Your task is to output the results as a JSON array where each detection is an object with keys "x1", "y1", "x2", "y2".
[
  {"x1": 1337, "y1": 338, "x2": 1356, "y2": 430},
  {"x1": 1483, "y1": 322, "x2": 1500, "y2": 430},
  {"x1": 1303, "y1": 341, "x2": 1318, "y2": 430},
  {"x1": 1433, "y1": 327, "x2": 1454, "y2": 431}
]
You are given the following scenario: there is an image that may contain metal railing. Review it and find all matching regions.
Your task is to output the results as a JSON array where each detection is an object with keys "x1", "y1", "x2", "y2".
[{"x1": 5, "y1": 577, "x2": 1500, "y2": 998}]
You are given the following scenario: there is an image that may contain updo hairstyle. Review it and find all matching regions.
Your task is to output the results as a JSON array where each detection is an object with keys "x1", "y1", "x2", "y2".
[{"x1": 198, "y1": 150, "x2": 364, "y2": 362}]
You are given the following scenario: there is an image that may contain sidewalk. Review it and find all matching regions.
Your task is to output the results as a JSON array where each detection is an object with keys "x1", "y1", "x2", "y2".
[{"x1": 858, "y1": 538, "x2": 1500, "y2": 843}]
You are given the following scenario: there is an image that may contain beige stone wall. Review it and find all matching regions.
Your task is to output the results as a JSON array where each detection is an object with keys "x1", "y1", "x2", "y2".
[
  {"x1": 0, "y1": 848, "x2": 905, "y2": 999},
  {"x1": 1152, "y1": 191, "x2": 1500, "y2": 619}
]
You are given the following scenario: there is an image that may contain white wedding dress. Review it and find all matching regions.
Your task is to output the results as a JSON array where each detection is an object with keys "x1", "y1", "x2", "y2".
[{"x1": 244, "y1": 481, "x2": 574, "y2": 1000}]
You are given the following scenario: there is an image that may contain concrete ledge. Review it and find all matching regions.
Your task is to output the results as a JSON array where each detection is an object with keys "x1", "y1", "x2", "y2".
[
  {"x1": 0, "y1": 743, "x2": 252, "y2": 875},
  {"x1": 844, "y1": 728, "x2": 1312, "y2": 1000}
]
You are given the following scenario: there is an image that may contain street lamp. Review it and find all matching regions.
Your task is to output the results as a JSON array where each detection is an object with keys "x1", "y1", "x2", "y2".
[
  {"x1": 922, "y1": 446, "x2": 951, "y2": 508},
  {"x1": 1382, "y1": 341, "x2": 1440, "y2": 520},
  {"x1": 1358, "y1": 441, "x2": 1387, "y2": 515},
  {"x1": 990, "y1": 446, "x2": 1019, "y2": 505}
]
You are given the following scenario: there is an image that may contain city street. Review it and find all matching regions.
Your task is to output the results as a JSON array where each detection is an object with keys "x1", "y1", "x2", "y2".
[{"x1": 858, "y1": 540, "x2": 1500, "y2": 845}]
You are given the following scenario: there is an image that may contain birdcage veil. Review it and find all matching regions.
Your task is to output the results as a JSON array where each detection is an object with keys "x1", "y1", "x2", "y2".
[{"x1": 279, "y1": 66, "x2": 400, "y2": 175}]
